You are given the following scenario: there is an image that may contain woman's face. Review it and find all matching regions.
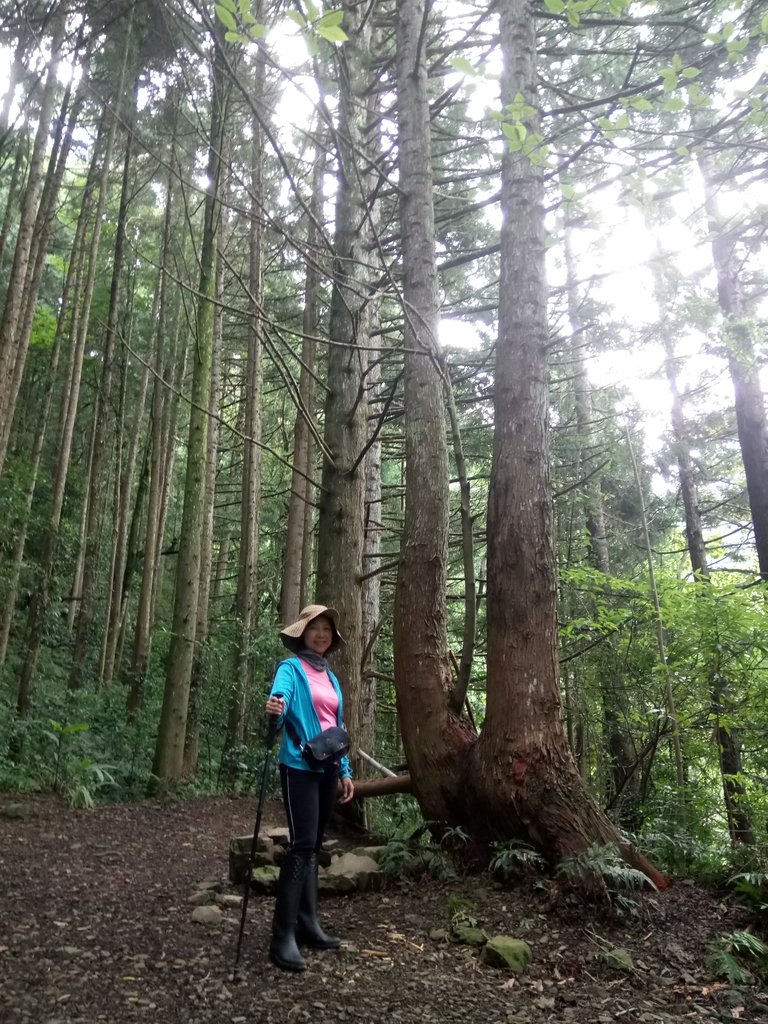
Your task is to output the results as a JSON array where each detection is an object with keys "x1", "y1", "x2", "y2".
[{"x1": 302, "y1": 615, "x2": 334, "y2": 655}]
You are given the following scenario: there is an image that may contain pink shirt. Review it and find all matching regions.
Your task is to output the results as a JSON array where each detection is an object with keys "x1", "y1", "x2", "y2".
[{"x1": 299, "y1": 658, "x2": 339, "y2": 731}]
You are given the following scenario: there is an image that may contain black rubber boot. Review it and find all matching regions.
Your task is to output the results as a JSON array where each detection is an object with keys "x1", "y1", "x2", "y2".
[
  {"x1": 296, "y1": 853, "x2": 340, "y2": 950},
  {"x1": 269, "y1": 852, "x2": 307, "y2": 971}
]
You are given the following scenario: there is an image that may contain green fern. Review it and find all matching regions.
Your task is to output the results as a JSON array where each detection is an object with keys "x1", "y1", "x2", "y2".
[
  {"x1": 556, "y1": 843, "x2": 653, "y2": 891},
  {"x1": 445, "y1": 894, "x2": 477, "y2": 928},
  {"x1": 730, "y1": 871, "x2": 768, "y2": 922},
  {"x1": 490, "y1": 839, "x2": 546, "y2": 880},
  {"x1": 708, "y1": 931, "x2": 768, "y2": 983}
]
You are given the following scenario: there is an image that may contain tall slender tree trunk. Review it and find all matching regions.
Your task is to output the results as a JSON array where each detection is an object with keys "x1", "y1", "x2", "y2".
[
  {"x1": 183, "y1": 244, "x2": 225, "y2": 775},
  {"x1": 0, "y1": 141, "x2": 28, "y2": 275},
  {"x1": 659, "y1": 288, "x2": 755, "y2": 846},
  {"x1": 698, "y1": 152, "x2": 768, "y2": 581},
  {"x1": 151, "y1": 29, "x2": 229, "y2": 787},
  {"x1": 69, "y1": 76, "x2": 139, "y2": 689},
  {"x1": 101, "y1": 300, "x2": 152, "y2": 686},
  {"x1": 280, "y1": 145, "x2": 324, "y2": 625},
  {"x1": 11, "y1": 106, "x2": 118, "y2": 739},
  {"x1": 125, "y1": 315, "x2": 187, "y2": 713},
  {"x1": 228, "y1": 52, "x2": 266, "y2": 752},
  {"x1": 564, "y1": 222, "x2": 640, "y2": 823},
  {"x1": 0, "y1": 17, "x2": 64, "y2": 474}
]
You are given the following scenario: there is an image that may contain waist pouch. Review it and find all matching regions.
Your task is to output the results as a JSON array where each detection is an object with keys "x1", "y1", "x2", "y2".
[
  {"x1": 284, "y1": 719, "x2": 350, "y2": 770},
  {"x1": 301, "y1": 726, "x2": 350, "y2": 769}
]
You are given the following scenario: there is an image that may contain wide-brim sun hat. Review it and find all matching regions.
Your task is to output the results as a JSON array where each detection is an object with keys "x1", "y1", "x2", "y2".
[{"x1": 279, "y1": 604, "x2": 345, "y2": 654}]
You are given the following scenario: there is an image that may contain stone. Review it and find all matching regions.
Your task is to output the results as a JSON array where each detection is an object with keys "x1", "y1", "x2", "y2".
[
  {"x1": 266, "y1": 827, "x2": 290, "y2": 846},
  {"x1": 229, "y1": 834, "x2": 274, "y2": 883},
  {"x1": 191, "y1": 905, "x2": 224, "y2": 925},
  {"x1": 194, "y1": 879, "x2": 223, "y2": 892},
  {"x1": 249, "y1": 865, "x2": 280, "y2": 894},
  {"x1": 349, "y1": 845, "x2": 388, "y2": 862},
  {"x1": 318, "y1": 872, "x2": 357, "y2": 895},
  {"x1": 1, "y1": 802, "x2": 35, "y2": 818},
  {"x1": 325, "y1": 852, "x2": 383, "y2": 891},
  {"x1": 481, "y1": 937, "x2": 533, "y2": 973},
  {"x1": 230, "y1": 833, "x2": 272, "y2": 855},
  {"x1": 215, "y1": 894, "x2": 243, "y2": 907},
  {"x1": 430, "y1": 928, "x2": 450, "y2": 942},
  {"x1": 188, "y1": 889, "x2": 216, "y2": 906}
]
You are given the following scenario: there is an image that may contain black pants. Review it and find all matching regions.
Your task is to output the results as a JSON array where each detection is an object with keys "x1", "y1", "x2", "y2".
[{"x1": 279, "y1": 763, "x2": 339, "y2": 857}]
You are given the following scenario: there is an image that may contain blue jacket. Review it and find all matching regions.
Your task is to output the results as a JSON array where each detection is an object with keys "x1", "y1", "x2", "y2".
[{"x1": 269, "y1": 657, "x2": 352, "y2": 779}]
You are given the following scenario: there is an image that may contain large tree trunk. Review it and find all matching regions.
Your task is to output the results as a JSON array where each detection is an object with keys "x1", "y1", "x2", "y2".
[
  {"x1": 473, "y1": 0, "x2": 663, "y2": 884},
  {"x1": 151, "y1": 28, "x2": 229, "y2": 787},
  {"x1": 315, "y1": 1, "x2": 379, "y2": 783},
  {"x1": 391, "y1": 0, "x2": 664, "y2": 887},
  {"x1": 393, "y1": 0, "x2": 467, "y2": 822}
]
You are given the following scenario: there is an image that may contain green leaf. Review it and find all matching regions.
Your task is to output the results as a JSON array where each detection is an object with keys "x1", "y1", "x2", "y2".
[
  {"x1": 762, "y1": 13, "x2": 768, "y2": 34},
  {"x1": 631, "y1": 96, "x2": 653, "y2": 111},
  {"x1": 215, "y1": 4, "x2": 237, "y2": 30},
  {"x1": 306, "y1": 0, "x2": 320, "y2": 19},
  {"x1": 224, "y1": 30, "x2": 241, "y2": 42},
  {"x1": 317, "y1": 24, "x2": 348, "y2": 42},
  {"x1": 239, "y1": 0, "x2": 249, "y2": 12},
  {"x1": 286, "y1": 9, "x2": 306, "y2": 26},
  {"x1": 449, "y1": 56, "x2": 476, "y2": 75},
  {"x1": 561, "y1": 182, "x2": 576, "y2": 200},
  {"x1": 247, "y1": 22, "x2": 268, "y2": 38},
  {"x1": 680, "y1": 66, "x2": 700, "y2": 79},
  {"x1": 318, "y1": 9, "x2": 344, "y2": 28},
  {"x1": 544, "y1": 0, "x2": 566, "y2": 12},
  {"x1": 218, "y1": 0, "x2": 237, "y2": 10}
]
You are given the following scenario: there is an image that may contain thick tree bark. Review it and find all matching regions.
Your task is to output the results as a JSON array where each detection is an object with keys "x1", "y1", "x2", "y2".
[
  {"x1": 316, "y1": 1, "x2": 379, "y2": 783},
  {"x1": 394, "y1": 0, "x2": 467, "y2": 823},
  {"x1": 151, "y1": 28, "x2": 229, "y2": 787},
  {"x1": 392, "y1": 0, "x2": 664, "y2": 886}
]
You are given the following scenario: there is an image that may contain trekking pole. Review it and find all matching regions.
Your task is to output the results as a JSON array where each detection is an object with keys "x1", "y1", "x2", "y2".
[{"x1": 232, "y1": 707, "x2": 281, "y2": 981}]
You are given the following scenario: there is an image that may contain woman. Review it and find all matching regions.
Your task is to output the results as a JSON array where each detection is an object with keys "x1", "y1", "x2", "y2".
[{"x1": 265, "y1": 604, "x2": 354, "y2": 971}]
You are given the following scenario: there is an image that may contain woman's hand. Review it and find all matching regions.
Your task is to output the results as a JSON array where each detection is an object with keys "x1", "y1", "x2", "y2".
[
  {"x1": 265, "y1": 695, "x2": 285, "y2": 717},
  {"x1": 337, "y1": 777, "x2": 354, "y2": 804}
]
